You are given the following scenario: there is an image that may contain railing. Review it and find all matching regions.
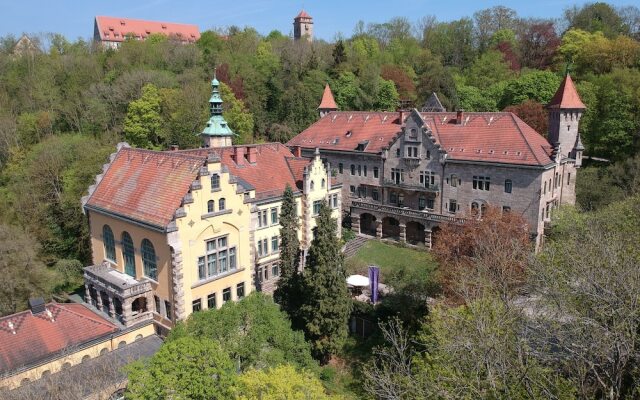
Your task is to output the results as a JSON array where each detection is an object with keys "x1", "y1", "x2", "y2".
[
  {"x1": 383, "y1": 180, "x2": 440, "y2": 192},
  {"x1": 84, "y1": 263, "x2": 152, "y2": 299},
  {"x1": 351, "y1": 201, "x2": 464, "y2": 224}
]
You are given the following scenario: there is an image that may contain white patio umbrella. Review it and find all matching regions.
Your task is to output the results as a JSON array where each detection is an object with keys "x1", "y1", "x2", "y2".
[{"x1": 346, "y1": 274, "x2": 370, "y2": 287}]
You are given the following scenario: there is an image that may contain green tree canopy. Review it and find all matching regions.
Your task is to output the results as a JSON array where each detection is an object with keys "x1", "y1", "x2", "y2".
[
  {"x1": 236, "y1": 365, "x2": 340, "y2": 400},
  {"x1": 123, "y1": 83, "x2": 163, "y2": 149}
]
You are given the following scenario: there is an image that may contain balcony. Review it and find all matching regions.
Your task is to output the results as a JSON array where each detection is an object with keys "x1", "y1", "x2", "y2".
[
  {"x1": 383, "y1": 179, "x2": 440, "y2": 193},
  {"x1": 351, "y1": 200, "x2": 464, "y2": 224},
  {"x1": 84, "y1": 262, "x2": 153, "y2": 327}
]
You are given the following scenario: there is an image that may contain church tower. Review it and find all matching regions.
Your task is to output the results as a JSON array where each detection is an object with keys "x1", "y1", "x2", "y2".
[
  {"x1": 293, "y1": 10, "x2": 313, "y2": 42},
  {"x1": 546, "y1": 74, "x2": 586, "y2": 167},
  {"x1": 318, "y1": 83, "x2": 338, "y2": 118},
  {"x1": 201, "y1": 70, "x2": 235, "y2": 148}
]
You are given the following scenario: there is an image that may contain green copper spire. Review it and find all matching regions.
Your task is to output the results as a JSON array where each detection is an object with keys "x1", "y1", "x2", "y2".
[{"x1": 201, "y1": 68, "x2": 235, "y2": 141}]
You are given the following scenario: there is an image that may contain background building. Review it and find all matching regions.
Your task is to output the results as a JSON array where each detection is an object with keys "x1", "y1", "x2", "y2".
[
  {"x1": 293, "y1": 10, "x2": 313, "y2": 41},
  {"x1": 288, "y1": 76, "x2": 585, "y2": 247},
  {"x1": 94, "y1": 16, "x2": 199, "y2": 49}
]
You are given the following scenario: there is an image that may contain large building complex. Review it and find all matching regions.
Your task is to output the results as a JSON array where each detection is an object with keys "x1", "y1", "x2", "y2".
[
  {"x1": 288, "y1": 75, "x2": 585, "y2": 247},
  {"x1": 94, "y1": 16, "x2": 200, "y2": 49},
  {"x1": 79, "y1": 75, "x2": 341, "y2": 328}
]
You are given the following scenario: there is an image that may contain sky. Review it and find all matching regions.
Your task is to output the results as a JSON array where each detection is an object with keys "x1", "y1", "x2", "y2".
[{"x1": 0, "y1": 0, "x2": 635, "y2": 42}]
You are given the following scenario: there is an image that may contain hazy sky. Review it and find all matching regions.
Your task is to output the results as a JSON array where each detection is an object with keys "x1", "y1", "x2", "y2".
[{"x1": 0, "y1": 0, "x2": 635, "y2": 41}]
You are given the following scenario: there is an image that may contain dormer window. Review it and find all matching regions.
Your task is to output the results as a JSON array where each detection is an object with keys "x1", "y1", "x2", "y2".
[{"x1": 409, "y1": 128, "x2": 418, "y2": 139}]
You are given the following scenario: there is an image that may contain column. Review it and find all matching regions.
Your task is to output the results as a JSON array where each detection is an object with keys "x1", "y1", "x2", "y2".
[
  {"x1": 96, "y1": 290, "x2": 104, "y2": 311},
  {"x1": 375, "y1": 220, "x2": 383, "y2": 239},
  {"x1": 84, "y1": 284, "x2": 91, "y2": 305},
  {"x1": 399, "y1": 224, "x2": 406, "y2": 243},
  {"x1": 122, "y1": 298, "x2": 132, "y2": 327},
  {"x1": 351, "y1": 215, "x2": 361, "y2": 235},
  {"x1": 108, "y1": 295, "x2": 115, "y2": 317},
  {"x1": 424, "y1": 228, "x2": 432, "y2": 249}
]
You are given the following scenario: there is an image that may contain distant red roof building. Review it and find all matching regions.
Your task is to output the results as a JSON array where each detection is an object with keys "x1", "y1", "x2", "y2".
[
  {"x1": 295, "y1": 10, "x2": 312, "y2": 19},
  {"x1": 288, "y1": 111, "x2": 554, "y2": 167},
  {"x1": 0, "y1": 303, "x2": 118, "y2": 375},
  {"x1": 94, "y1": 16, "x2": 200, "y2": 48},
  {"x1": 547, "y1": 74, "x2": 586, "y2": 109}
]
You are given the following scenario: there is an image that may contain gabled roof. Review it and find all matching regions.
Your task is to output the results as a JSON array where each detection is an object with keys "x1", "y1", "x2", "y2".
[
  {"x1": 94, "y1": 16, "x2": 200, "y2": 43},
  {"x1": 546, "y1": 74, "x2": 586, "y2": 109},
  {"x1": 85, "y1": 147, "x2": 205, "y2": 228},
  {"x1": 288, "y1": 111, "x2": 554, "y2": 166},
  {"x1": 421, "y1": 92, "x2": 446, "y2": 112},
  {"x1": 295, "y1": 10, "x2": 312, "y2": 19},
  {"x1": 0, "y1": 303, "x2": 118, "y2": 374},
  {"x1": 318, "y1": 84, "x2": 338, "y2": 110},
  {"x1": 180, "y1": 143, "x2": 313, "y2": 199}
]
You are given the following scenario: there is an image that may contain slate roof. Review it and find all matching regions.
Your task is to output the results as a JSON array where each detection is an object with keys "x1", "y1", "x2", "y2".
[
  {"x1": 85, "y1": 147, "x2": 205, "y2": 229},
  {"x1": 421, "y1": 92, "x2": 446, "y2": 112},
  {"x1": 0, "y1": 303, "x2": 118, "y2": 375},
  {"x1": 318, "y1": 84, "x2": 338, "y2": 110},
  {"x1": 95, "y1": 16, "x2": 200, "y2": 43},
  {"x1": 288, "y1": 111, "x2": 554, "y2": 166},
  {"x1": 181, "y1": 143, "x2": 313, "y2": 198},
  {"x1": 547, "y1": 74, "x2": 586, "y2": 109}
]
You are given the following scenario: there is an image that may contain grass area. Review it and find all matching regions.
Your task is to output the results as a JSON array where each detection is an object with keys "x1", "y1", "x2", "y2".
[{"x1": 345, "y1": 240, "x2": 438, "y2": 288}]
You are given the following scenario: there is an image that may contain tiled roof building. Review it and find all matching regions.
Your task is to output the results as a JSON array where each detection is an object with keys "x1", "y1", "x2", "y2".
[
  {"x1": 288, "y1": 78, "x2": 585, "y2": 247},
  {"x1": 94, "y1": 16, "x2": 200, "y2": 49}
]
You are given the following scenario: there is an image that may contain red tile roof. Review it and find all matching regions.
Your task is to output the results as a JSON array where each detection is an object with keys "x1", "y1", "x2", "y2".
[
  {"x1": 288, "y1": 111, "x2": 554, "y2": 166},
  {"x1": 318, "y1": 84, "x2": 338, "y2": 110},
  {"x1": 295, "y1": 10, "x2": 312, "y2": 19},
  {"x1": 0, "y1": 303, "x2": 118, "y2": 374},
  {"x1": 95, "y1": 16, "x2": 200, "y2": 43},
  {"x1": 181, "y1": 143, "x2": 312, "y2": 197},
  {"x1": 86, "y1": 147, "x2": 205, "y2": 228},
  {"x1": 547, "y1": 74, "x2": 586, "y2": 109}
]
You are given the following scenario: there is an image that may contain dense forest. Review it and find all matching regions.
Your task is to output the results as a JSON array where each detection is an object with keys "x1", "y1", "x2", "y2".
[{"x1": 0, "y1": 2, "x2": 639, "y2": 316}]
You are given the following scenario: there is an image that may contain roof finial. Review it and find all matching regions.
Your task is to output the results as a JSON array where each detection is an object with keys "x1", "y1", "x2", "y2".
[
  {"x1": 564, "y1": 62, "x2": 572, "y2": 77},
  {"x1": 213, "y1": 67, "x2": 217, "y2": 81}
]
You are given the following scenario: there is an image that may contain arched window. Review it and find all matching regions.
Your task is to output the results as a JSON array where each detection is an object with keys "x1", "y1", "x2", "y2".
[
  {"x1": 207, "y1": 200, "x2": 215, "y2": 213},
  {"x1": 321, "y1": 178, "x2": 326, "y2": 188},
  {"x1": 103, "y1": 225, "x2": 116, "y2": 262},
  {"x1": 141, "y1": 239, "x2": 157, "y2": 280},
  {"x1": 219, "y1": 198, "x2": 226, "y2": 211},
  {"x1": 211, "y1": 173, "x2": 220, "y2": 190},
  {"x1": 504, "y1": 179, "x2": 512, "y2": 193},
  {"x1": 122, "y1": 232, "x2": 136, "y2": 277},
  {"x1": 471, "y1": 202, "x2": 479, "y2": 216},
  {"x1": 350, "y1": 164, "x2": 355, "y2": 175},
  {"x1": 480, "y1": 203, "x2": 487, "y2": 217},
  {"x1": 450, "y1": 174, "x2": 458, "y2": 188},
  {"x1": 310, "y1": 180, "x2": 315, "y2": 190}
]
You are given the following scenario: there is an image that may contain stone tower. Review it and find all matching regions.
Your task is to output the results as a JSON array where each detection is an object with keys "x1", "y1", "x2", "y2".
[
  {"x1": 546, "y1": 74, "x2": 586, "y2": 167},
  {"x1": 200, "y1": 70, "x2": 236, "y2": 148},
  {"x1": 318, "y1": 83, "x2": 338, "y2": 118},
  {"x1": 293, "y1": 10, "x2": 313, "y2": 41}
]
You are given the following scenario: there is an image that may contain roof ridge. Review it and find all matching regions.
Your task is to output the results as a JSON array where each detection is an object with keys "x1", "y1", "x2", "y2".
[
  {"x1": 124, "y1": 147, "x2": 206, "y2": 161},
  {"x1": 54, "y1": 303, "x2": 118, "y2": 330},
  {"x1": 509, "y1": 113, "x2": 543, "y2": 165}
]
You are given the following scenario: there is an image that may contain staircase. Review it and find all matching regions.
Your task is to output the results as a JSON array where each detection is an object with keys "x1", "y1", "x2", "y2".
[{"x1": 343, "y1": 235, "x2": 370, "y2": 258}]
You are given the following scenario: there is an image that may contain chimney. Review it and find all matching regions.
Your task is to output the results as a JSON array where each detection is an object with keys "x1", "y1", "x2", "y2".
[
  {"x1": 246, "y1": 146, "x2": 257, "y2": 164},
  {"x1": 234, "y1": 146, "x2": 245, "y2": 165},
  {"x1": 293, "y1": 146, "x2": 302, "y2": 158},
  {"x1": 29, "y1": 298, "x2": 46, "y2": 315},
  {"x1": 456, "y1": 110, "x2": 464, "y2": 125},
  {"x1": 398, "y1": 110, "x2": 405, "y2": 124}
]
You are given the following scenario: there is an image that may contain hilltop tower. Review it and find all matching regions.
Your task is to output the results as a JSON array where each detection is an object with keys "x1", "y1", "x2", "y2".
[
  {"x1": 318, "y1": 83, "x2": 338, "y2": 118},
  {"x1": 546, "y1": 74, "x2": 586, "y2": 167},
  {"x1": 201, "y1": 70, "x2": 235, "y2": 148},
  {"x1": 294, "y1": 10, "x2": 313, "y2": 41}
]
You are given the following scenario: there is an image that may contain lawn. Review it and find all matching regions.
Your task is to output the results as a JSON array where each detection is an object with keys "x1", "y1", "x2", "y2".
[{"x1": 345, "y1": 240, "x2": 439, "y2": 289}]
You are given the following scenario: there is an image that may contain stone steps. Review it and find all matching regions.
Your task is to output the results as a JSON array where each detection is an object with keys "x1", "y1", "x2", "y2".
[{"x1": 343, "y1": 235, "x2": 370, "y2": 258}]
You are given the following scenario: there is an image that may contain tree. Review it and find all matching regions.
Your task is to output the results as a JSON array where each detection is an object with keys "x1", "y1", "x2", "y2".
[
  {"x1": 219, "y1": 81, "x2": 254, "y2": 144},
  {"x1": 375, "y1": 78, "x2": 399, "y2": 111},
  {"x1": 274, "y1": 185, "x2": 304, "y2": 325},
  {"x1": 529, "y1": 196, "x2": 640, "y2": 398},
  {"x1": 498, "y1": 70, "x2": 560, "y2": 110},
  {"x1": 432, "y1": 206, "x2": 530, "y2": 303},
  {"x1": 123, "y1": 83, "x2": 163, "y2": 149},
  {"x1": 236, "y1": 365, "x2": 339, "y2": 400},
  {"x1": 565, "y1": 2, "x2": 628, "y2": 38},
  {"x1": 424, "y1": 18, "x2": 475, "y2": 68},
  {"x1": 0, "y1": 224, "x2": 56, "y2": 316},
  {"x1": 299, "y1": 201, "x2": 352, "y2": 363},
  {"x1": 465, "y1": 50, "x2": 514, "y2": 89},
  {"x1": 169, "y1": 293, "x2": 316, "y2": 372},
  {"x1": 519, "y1": 20, "x2": 560, "y2": 69},
  {"x1": 126, "y1": 337, "x2": 237, "y2": 399},
  {"x1": 504, "y1": 100, "x2": 549, "y2": 137},
  {"x1": 473, "y1": 6, "x2": 519, "y2": 52}
]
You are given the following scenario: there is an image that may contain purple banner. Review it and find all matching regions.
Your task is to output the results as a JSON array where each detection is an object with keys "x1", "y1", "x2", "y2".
[{"x1": 368, "y1": 265, "x2": 380, "y2": 304}]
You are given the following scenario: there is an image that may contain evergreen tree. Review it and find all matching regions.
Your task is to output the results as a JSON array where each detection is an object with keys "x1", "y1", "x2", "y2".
[
  {"x1": 274, "y1": 185, "x2": 303, "y2": 326},
  {"x1": 299, "y1": 201, "x2": 352, "y2": 364}
]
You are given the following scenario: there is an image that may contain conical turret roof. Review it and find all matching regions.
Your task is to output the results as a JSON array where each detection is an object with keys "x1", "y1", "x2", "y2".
[
  {"x1": 318, "y1": 83, "x2": 338, "y2": 110},
  {"x1": 547, "y1": 74, "x2": 586, "y2": 109}
]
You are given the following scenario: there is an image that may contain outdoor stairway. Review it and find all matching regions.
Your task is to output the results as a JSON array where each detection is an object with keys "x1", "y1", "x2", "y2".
[{"x1": 342, "y1": 235, "x2": 370, "y2": 258}]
